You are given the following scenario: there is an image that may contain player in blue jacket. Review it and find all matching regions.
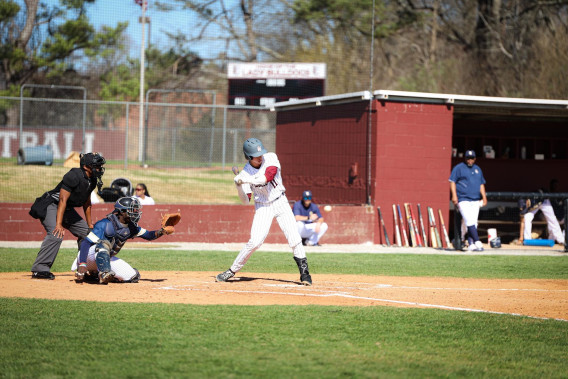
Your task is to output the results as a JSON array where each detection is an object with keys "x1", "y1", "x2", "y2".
[
  {"x1": 71, "y1": 197, "x2": 169, "y2": 284},
  {"x1": 449, "y1": 150, "x2": 487, "y2": 251},
  {"x1": 293, "y1": 190, "x2": 328, "y2": 246}
]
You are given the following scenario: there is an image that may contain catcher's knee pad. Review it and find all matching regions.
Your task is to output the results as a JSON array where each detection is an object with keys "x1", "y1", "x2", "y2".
[
  {"x1": 122, "y1": 268, "x2": 140, "y2": 283},
  {"x1": 95, "y1": 244, "x2": 111, "y2": 273}
]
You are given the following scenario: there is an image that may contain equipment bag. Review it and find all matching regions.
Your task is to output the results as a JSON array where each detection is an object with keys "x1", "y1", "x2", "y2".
[{"x1": 29, "y1": 192, "x2": 54, "y2": 220}]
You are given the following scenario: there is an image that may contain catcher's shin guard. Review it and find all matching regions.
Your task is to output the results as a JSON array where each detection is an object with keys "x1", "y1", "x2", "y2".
[{"x1": 294, "y1": 257, "x2": 312, "y2": 286}]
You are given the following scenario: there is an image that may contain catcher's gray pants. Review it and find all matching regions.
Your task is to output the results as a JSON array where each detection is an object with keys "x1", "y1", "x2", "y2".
[{"x1": 31, "y1": 202, "x2": 89, "y2": 273}]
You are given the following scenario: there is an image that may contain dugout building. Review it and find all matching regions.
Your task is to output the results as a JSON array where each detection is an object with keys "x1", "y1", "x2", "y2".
[{"x1": 271, "y1": 90, "x2": 568, "y2": 245}]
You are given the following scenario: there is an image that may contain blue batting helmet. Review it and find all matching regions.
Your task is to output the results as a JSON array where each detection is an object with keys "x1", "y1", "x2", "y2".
[{"x1": 243, "y1": 138, "x2": 267, "y2": 160}]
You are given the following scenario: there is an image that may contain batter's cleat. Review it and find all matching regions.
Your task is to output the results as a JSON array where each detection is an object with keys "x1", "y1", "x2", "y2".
[
  {"x1": 216, "y1": 269, "x2": 235, "y2": 282},
  {"x1": 99, "y1": 270, "x2": 115, "y2": 284},
  {"x1": 32, "y1": 271, "x2": 55, "y2": 280},
  {"x1": 300, "y1": 273, "x2": 312, "y2": 286}
]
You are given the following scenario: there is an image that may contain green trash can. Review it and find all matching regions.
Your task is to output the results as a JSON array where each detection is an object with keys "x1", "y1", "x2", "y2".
[{"x1": 17, "y1": 145, "x2": 53, "y2": 166}]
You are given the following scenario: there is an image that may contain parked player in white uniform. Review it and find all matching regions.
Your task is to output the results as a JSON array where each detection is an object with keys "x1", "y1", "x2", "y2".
[{"x1": 216, "y1": 138, "x2": 312, "y2": 285}]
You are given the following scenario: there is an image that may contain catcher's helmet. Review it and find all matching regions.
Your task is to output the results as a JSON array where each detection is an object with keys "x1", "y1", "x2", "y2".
[
  {"x1": 490, "y1": 237, "x2": 502, "y2": 248},
  {"x1": 243, "y1": 138, "x2": 267, "y2": 160},
  {"x1": 80, "y1": 152, "x2": 106, "y2": 178},
  {"x1": 114, "y1": 196, "x2": 142, "y2": 224}
]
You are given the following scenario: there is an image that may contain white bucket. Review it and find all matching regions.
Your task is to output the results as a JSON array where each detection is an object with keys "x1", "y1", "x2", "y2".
[{"x1": 488, "y1": 228, "x2": 497, "y2": 242}]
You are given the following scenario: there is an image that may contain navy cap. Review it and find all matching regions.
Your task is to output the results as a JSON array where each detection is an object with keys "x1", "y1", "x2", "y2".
[
  {"x1": 465, "y1": 150, "x2": 476, "y2": 158},
  {"x1": 302, "y1": 190, "x2": 312, "y2": 200}
]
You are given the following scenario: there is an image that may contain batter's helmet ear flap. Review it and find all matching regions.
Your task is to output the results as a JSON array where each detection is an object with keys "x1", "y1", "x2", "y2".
[{"x1": 243, "y1": 138, "x2": 267, "y2": 160}]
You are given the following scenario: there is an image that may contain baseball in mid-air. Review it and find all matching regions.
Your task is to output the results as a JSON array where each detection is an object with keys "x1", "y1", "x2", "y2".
[{"x1": 324, "y1": 205, "x2": 332, "y2": 212}]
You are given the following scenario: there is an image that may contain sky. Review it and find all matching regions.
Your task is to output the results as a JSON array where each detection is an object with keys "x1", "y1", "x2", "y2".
[{"x1": 37, "y1": 0, "x2": 228, "y2": 60}]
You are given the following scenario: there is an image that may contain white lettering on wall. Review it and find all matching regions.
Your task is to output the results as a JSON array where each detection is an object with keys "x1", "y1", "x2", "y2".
[
  {"x1": 44, "y1": 132, "x2": 62, "y2": 159},
  {"x1": 22, "y1": 132, "x2": 38, "y2": 148},
  {"x1": 64, "y1": 132, "x2": 75, "y2": 158},
  {"x1": 0, "y1": 131, "x2": 18, "y2": 158},
  {"x1": 84, "y1": 133, "x2": 94, "y2": 153}
]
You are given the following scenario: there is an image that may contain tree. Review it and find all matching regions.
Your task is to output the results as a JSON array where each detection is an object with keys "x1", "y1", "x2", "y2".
[{"x1": 0, "y1": 0, "x2": 127, "y2": 94}]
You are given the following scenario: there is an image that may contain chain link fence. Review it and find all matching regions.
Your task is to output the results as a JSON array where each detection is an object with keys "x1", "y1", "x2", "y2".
[{"x1": 0, "y1": 96, "x2": 275, "y2": 204}]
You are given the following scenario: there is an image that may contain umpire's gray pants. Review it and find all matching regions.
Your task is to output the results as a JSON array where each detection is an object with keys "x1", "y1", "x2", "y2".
[{"x1": 31, "y1": 203, "x2": 89, "y2": 272}]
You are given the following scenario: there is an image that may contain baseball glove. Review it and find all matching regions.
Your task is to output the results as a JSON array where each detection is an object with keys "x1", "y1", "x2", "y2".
[{"x1": 161, "y1": 213, "x2": 181, "y2": 235}]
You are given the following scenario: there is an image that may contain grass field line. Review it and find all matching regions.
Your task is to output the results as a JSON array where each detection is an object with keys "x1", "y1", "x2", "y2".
[
  {"x1": 152, "y1": 278, "x2": 568, "y2": 322},
  {"x1": 156, "y1": 285, "x2": 568, "y2": 322}
]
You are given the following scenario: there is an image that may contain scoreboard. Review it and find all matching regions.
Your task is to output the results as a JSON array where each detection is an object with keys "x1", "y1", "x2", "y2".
[{"x1": 227, "y1": 63, "x2": 326, "y2": 106}]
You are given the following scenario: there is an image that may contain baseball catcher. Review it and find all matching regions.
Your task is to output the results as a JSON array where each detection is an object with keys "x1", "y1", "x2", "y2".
[{"x1": 71, "y1": 197, "x2": 180, "y2": 284}]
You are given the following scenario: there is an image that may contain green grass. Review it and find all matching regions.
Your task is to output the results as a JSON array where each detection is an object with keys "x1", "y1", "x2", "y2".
[
  {"x1": 1, "y1": 248, "x2": 567, "y2": 378},
  {"x1": 2, "y1": 248, "x2": 567, "y2": 279}
]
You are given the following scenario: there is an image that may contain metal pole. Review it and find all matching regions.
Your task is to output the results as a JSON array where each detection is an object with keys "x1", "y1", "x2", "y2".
[
  {"x1": 221, "y1": 106, "x2": 227, "y2": 169},
  {"x1": 124, "y1": 103, "x2": 129, "y2": 170},
  {"x1": 209, "y1": 93, "x2": 217, "y2": 165},
  {"x1": 82, "y1": 89, "x2": 86, "y2": 153},
  {"x1": 366, "y1": 0, "x2": 376, "y2": 205},
  {"x1": 138, "y1": 4, "x2": 146, "y2": 164}
]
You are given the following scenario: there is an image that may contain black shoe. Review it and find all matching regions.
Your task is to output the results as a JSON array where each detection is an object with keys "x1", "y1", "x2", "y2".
[
  {"x1": 301, "y1": 238, "x2": 308, "y2": 246},
  {"x1": 32, "y1": 271, "x2": 55, "y2": 280},
  {"x1": 300, "y1": 273, "x2": 312, "y2": 286}
]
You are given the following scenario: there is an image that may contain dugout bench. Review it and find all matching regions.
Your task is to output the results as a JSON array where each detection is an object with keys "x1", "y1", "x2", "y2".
[{"x1": 452, "y1": 192, "x2": 568, "y2": 252}]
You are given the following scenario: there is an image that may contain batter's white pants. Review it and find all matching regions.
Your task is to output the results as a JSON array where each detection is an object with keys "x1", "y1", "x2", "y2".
[
  {"x1": 231, "y1": 195, "x2": 305, "y2": 273},
  {"x1": 297, "y1": 221, "x2": 328, "y2": 245},
  {"x1": 71, "y1": 245, "x2": 138, "y2": 282},
  {"x1": 523, "y1": 200, "x2": 564, "y2": 243}
]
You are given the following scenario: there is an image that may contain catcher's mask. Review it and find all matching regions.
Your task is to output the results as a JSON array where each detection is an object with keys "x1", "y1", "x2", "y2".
[
  {"x1": 243, "y1": 138, "x2": 267, "y2": 160},
  {"x1": 114, "y1": 196, "x2": 142, "y2": 224},
  {"x1": 80, "y1": 152, "x2": 106, "y2": 178}
]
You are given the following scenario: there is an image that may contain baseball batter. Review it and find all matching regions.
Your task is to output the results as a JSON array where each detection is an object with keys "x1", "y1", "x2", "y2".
[
  {"x1": 449, "y1": 150, "x2": 487, "y2": 251},
  {"x1": 216, "y1": 138, "x2": 312, "y2": 285}
]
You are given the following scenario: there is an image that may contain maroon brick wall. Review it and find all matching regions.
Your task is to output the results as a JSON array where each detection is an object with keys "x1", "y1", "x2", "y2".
[
  {"x1": 371, "y1": 101, "x2": 454, "y2": 244},
  {"x1": 276, "y1": 102, "x2": 372, "y2": 205},
  {"x1": 0, "y1": 203, "x2": 376, "y2": 244}
]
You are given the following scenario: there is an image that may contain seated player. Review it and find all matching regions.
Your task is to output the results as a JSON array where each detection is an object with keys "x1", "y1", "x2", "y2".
[
  {"x1": 293, "y1": 190, "x2": 328, "y2": 246},
  {"x1": 71, "y1": 197, "x2": 172, "y2": 284}
]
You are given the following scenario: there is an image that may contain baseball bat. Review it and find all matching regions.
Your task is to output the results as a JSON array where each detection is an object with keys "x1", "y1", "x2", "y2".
[
  {"x1": 377, "y1": 207, "x2": 391, "y2": 246},
  {"x1": 392, "y1": 204, "x2": 402, "y2": 247},
  {"x1": 429, "y1": 207, "x2": 442, "y2": 248},
  {"x1": 427, "y1": 206, "x2": 437, "y2": 248},
  {"x1": 438, "y1": 209, "x2": 451, "y2": 248},
  {"x1": 417, "y1": 204, "x2": 428, "y2": 247},
  {"x1": 397, "y1": 204, "x2": 409, "y2": 247},
  {"x1": 409, "y1": 204, "x2": 423, "y2": 247},
  {"x1": 519, "y1": 214, "x2": 525, "y2": 243},
  {"x1": 231, "y1": 166, "x2": 243, "y2": 185},
  {"x1": 404, "y1": 203, "x2": 417, "y2": 247}
]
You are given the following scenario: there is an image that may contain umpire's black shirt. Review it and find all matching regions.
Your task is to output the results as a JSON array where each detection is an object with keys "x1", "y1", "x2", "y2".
[{"x1": 49, "y1": 168, "x2": 97, "y2": 208}]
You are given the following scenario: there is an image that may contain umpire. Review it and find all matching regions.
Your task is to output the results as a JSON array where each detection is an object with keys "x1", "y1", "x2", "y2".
[{"x1": 30, "y1": 152, "x2": 106, "y2": 279}]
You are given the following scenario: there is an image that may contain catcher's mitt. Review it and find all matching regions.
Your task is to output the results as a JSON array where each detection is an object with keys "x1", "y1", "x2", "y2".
[{"x1": 160, "y1": 213, "x2": 181, "y2": 235}]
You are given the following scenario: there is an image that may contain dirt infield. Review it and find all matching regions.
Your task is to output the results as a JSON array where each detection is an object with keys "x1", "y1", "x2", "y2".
[{"x1": 1, "y1": 271, "x2": 566, "y2": 321}]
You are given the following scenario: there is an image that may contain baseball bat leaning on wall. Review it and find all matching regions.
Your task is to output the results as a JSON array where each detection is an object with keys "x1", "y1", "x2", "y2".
[
  {"x1": 409, "y1": 204, "x2": 423, "y2": 247},
  {"x1": 397, "y1": 204, "x2": 410, "y2": 247},
  {"x1": 392, "y1": 204, "x2": 402, "y2": 247},
  {"x1": 427, "y1": 206, "x2": 437, "y2": 248},
  {"x1": 438, "y1": 209, "x2": 451, "y2": 248},
  {"x1": 377, "y1": 207, "x2": 391, "y2": 247},
  {"x1": 404, "y1": 203, "x2": 417, "y2": 247},
  {"x1": 429, "y1": 207, "x2": 442, "y2": 248},
  {"x1": 417, "y1": 204, "x2": 428, "y2": 246}
]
